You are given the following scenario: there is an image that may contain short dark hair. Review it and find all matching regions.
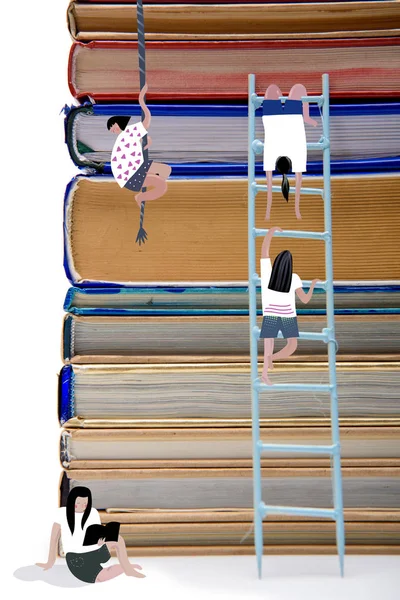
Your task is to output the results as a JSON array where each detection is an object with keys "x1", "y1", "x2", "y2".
[{"x1": 107, "y1": 116, "x2": 130, "y2": 131}]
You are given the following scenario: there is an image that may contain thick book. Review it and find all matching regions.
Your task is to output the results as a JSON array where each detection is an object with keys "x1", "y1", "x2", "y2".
[
  {"x1": 58, "y1": 362, "x2": 400, "y2": 426},
  {"x1": 62, "y1": 313, "x2": 400, "y2": 363},
  {"x1": 60, "y1": 426, "x2": 400, "y2": 469},
  {"x1": 60, "y1": 505, "x2": 400, "y2": 556},
  {"x1": 64, "y1": 284, "x2": 400, "y2": 315},
  {"x1": 59, "y1": 465, "x2": 400, "y2": 510},
  {"x1": 67, "y1": 2, "x2": 400, "y2": 41},
  {"x1": 68, "y1": 39, "x2": 400, "y2": 101},
  {"x1": 64, "y1": 101, "x2": 400, "y2": 175},
  {"x1": 63, "y1": 174, "x2": 400, "y2": 286}
]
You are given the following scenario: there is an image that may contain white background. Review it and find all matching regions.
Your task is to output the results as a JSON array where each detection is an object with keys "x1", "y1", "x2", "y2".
[{"x1": 1, "y1": 1, "x2": 399, "y2": 597}]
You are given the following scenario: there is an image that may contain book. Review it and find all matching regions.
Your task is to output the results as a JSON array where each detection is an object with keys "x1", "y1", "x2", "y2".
[
  {"x1": 64, "y1": 101, "x2": 400, "y2": 175},
  {"x1": 63, "y1": 174, "x2": 400, "y2": 285},
  {"x1": 68, "y1": 39, "x2": 400, "y2": 102},
  {"x1": 64, "y1": 284, "x2": 400, "y2": 315},
  {"x1": 62, "y1": 313, "x2": 400, "y2": 363},
  {"x1": 60, "y1": 426, "x2": 400, "y2": 469},
  {"x1": 60, "y1": 506, "x2": 400, "y2": 556},
  {"x1": 59, "y1": 465, "x2": 400, "y2": 510},
  {"x1": 82, "y1": 521, "x2": 120, "y2": 545},
  {"x1": 59, "y1": 362, "x2": 400, "y2": 426},
  {"x1": 67, "y1": 2, "x2": 400, "y2": 41}
]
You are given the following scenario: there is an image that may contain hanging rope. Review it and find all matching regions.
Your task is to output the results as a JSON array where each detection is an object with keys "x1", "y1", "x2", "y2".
[{"x1": 135, "y1": 0, "x2": 148, "y2": 245}]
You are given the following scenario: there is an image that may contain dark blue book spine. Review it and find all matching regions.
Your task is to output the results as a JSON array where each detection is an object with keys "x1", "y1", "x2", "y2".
[{"x1": 59, "y1": 365, "x2": 75, "y2": 425}]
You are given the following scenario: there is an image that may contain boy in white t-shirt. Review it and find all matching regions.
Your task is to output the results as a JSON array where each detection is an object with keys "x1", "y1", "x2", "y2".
[{"x1": 260, "y1": 226, "x2": 320, "y2": 385}]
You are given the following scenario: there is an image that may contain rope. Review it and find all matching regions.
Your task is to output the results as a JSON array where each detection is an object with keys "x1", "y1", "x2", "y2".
[{"x1": 135, "y1": 0, "x2": 148, "y2": 245}]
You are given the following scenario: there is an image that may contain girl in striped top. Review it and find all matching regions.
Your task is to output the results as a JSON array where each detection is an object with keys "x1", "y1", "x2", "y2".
[{"x1": 260, "y1": 226, "x2": 320, "y2": 385}]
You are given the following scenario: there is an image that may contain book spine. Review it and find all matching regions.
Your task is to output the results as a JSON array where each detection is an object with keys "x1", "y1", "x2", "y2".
[
  {"x1": 60, "y1": 431, "x2": 72, "y2": 468},
  {"x1": 58, "y1": 365, "x2": 75, "y2": 425},
  {"x1": 63, "y1": 315, "x2": 74, "y2": 361}
]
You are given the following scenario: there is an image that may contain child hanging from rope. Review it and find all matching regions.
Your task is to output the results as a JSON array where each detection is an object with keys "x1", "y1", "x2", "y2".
[
  {"x1": 260, "y1": 226, "x2": 320, "y2": 385},
  {"x1": 108, "y1": 83, "x2": 172, "y2": 207},
  {"x1": 262, "y1": 83, "x2": 318, "y2": 220}
]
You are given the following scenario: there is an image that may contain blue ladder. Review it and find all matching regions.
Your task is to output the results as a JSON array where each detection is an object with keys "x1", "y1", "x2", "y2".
[{"x1": 247, "y1": 73, "x2": 345, "y2": 579}]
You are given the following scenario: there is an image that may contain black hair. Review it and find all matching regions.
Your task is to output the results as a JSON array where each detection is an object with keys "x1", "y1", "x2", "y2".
[
  {"x1": 66, "y1": 486, "x2": 92, "y2": 535},
  {"x1": 268, "y1": 250, "x2": 293, "y2": 293},
  {"x1": 107, "y1": 116, "x2": 130, "y2": 131},
  {"x1": 275, "y1": 156, "x2": 292, "y2": 202}
]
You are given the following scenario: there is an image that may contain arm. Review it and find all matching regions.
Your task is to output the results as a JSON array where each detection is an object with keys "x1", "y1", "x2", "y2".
[
  {"x1": 138, "y1": 83, "x2": 151, "y2": 130},
  {"x1": 295, "y1": 278, "x2": 320, "y2": 304},
  {"x1": 143, "y1": 135, "x2": 152, "y2": 150},
  {"x1": 261, "y1": 226, "x2": 282, "y2": 258},
  {"x1": 36, "y1": 522, "x2": 61, "y2": 570}
]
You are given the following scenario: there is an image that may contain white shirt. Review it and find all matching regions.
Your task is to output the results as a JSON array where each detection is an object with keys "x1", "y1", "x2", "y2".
[
  {"x1": 55, "y1": 506, "x2": 101, "y2": 554},
  {"x1": 111, "y1": 121, "x2": 147, "y2": 187},
  {"x1": 260, "y1": 258, "x2": 302, "y2": 318}
]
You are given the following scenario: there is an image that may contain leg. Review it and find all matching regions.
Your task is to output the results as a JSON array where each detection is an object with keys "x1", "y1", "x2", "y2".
[
  {"x1": 272, "y1": 338, "x2": 298, "y2": 361},
  {"x1": 264, "y1": 84, "x2": 282, "y2": 100},
  {"x1": 135, "y1": 174, "x2": 168, "y2": 206},
  {"x1": 95, "y1": 565, "x2": 125, "y2": 583},
  {"x1": 262, "y1": 338, "x2": 274, "y2": 385},
  {"x1": 265, "y1": 170, "x2": 273, "y2": 220},
  {"x1": 149, "y1": 161, "x2": 172, "y2": 179},
  {"x1": 294, "y1": 172, "x2": 302, "y2": 220},
  {"x1": 289, "y1": 83, "x2": 317, "y2": 126},
  {"x1": 111, "y1": 536, "x2": 146, "y2": 578}
]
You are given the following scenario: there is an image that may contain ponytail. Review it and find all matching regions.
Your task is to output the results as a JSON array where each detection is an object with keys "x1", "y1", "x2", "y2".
[{"x1": 275, "y1": 156, "x2": 292, "y2": 202}]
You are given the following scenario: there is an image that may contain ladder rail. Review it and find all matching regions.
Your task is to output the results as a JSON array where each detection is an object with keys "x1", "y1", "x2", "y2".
[
  {"x1": 322, "y1": 73, "x2": 346, "y2": 578},
  {"x1": 248, "y1": 73, "x2": 264, "y2": 580}
]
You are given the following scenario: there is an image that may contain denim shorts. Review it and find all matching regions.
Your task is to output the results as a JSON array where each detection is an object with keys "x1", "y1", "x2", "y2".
[{"x1": 260, "y1": 315, "x2": 299, "y2": 339}]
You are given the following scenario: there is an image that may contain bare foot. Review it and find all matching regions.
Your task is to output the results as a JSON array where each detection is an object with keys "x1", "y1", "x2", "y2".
[
  {"x1": 261, "y1": 372, "x2": 273, "y2": 386},
  {"x1": 295, "y1": 210, "x2": 302, "y2": 220},
  {"x1": 126, "y1": 565, "x2": 146, "y2": 578}
]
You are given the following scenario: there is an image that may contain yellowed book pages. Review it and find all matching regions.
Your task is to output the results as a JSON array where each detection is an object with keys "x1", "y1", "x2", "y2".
[
  {"x1": 99, "y1": 508, "x2": 400, "y2": 524},
  {"x1": 62, "y1": 426, "x2": 400, "y2": 469},
  {"x1": 67, "y1": 2, "x2": 400, "y2": 40},
  {"x1": 65, "y1": 175, "x2": 400, "y2": 284}
]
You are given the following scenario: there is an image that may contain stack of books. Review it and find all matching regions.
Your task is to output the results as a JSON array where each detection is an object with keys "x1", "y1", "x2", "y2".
[{"x1": 59, "y1": 1, "x2": 400, "y2": 556}]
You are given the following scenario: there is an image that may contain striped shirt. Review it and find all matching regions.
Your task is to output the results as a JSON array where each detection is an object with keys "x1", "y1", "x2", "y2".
[{"x1": 260, "y1": 258, "x2": 302, "y2": 318}]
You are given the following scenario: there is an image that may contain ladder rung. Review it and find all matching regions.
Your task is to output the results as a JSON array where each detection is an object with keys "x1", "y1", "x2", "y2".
[
  {"x1": 251, "y1": 94, "x2": 323, "y2": 108},
  {"x1": 254, "y1": 379, "x2": 333, "y2": 393},
  {"x1": 260, "y1": 503, "x2": 336, "y2": 520},
  {"x1": 252, "y1": 183, "x2": 324, "y2": 197},
  {"x1": 253, "y1": 326, "x2": 329, "y2": 342},
  {"x1": 252, "y1": 275, "x2": 327, "y2": 290},
  {"x1": 253, "y1": 228, "x2": 328, "y2": 241},
  {"x1": 259, "y1": 442, "x2": 339, "y2": 455},
  {"x1": 252, "y1": 139, "x2": 329, "y2": 154}
]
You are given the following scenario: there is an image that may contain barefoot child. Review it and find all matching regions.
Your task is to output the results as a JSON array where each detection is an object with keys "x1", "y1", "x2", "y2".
[
  {"x1": 36, "y1": 487, "x2": 146, "y2": 583},
  {"x1": 260, "y1": 226, "x2": 320, "y2": 385},
  {"x1": 108, "y1": 83, "x2": 171, "y2": 207},
  {"x1": 262, "y1": 83, "x2": 318, "y2": 220}
]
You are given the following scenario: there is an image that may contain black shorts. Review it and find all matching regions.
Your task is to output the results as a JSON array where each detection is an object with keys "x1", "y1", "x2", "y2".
[
  {"x1": 260, "y1": 315, "x2": 299, "y2": 339},
  {"x1": 66, "y1": 545, "x2": 111, "y2": 584},
  {"x1": 124, "y1": 159, "x2": 153, "y2": 192}
]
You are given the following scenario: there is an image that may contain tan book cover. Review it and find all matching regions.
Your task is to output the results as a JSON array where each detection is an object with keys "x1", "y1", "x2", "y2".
[{"x1": 67, "y1": 2, "x2": 400, "y2": 41}]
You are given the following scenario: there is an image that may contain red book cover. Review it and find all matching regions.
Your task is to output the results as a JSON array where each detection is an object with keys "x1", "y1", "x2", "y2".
[{"x1": 68, "y1": 38, "x2": 400, "y2": 102}]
